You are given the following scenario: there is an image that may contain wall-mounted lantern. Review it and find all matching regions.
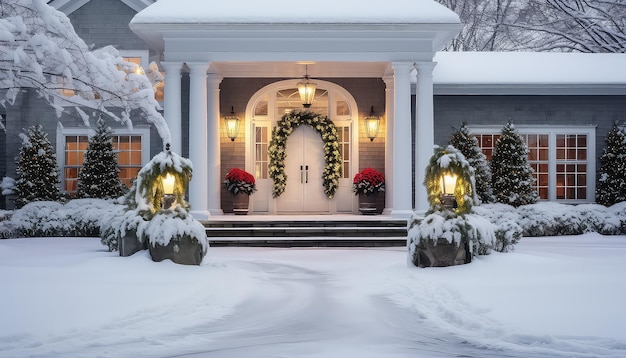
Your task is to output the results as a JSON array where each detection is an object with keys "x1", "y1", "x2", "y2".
[
  {"x1": 364, "y1": 106, "x2": 381, "y2": 141},
  {"x1": 224, "y1": 106, "x2": 240, "y2": 141},
  {"x1": 297, "y1": 65, "x2": 316, "y2": 108}
]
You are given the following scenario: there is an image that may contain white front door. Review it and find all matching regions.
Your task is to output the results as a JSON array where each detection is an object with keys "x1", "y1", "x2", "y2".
[{"x1": 276, "y1": 126, "x2": 329, "y2": 212}]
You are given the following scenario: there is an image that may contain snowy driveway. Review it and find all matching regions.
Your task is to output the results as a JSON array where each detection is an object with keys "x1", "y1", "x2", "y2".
[{"x1": 1, "y1": 235, "x2": 625, "y2": 357}]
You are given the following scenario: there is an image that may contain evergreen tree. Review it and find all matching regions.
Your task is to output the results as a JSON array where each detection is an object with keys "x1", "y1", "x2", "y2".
[
  {"x1": 596, "y1": 124, "x2": 626, "y2": 206},
  {"x1": 450, "y1": 122, "x2": 495, "y2": 204},
  {"x1": 77, "y1": 119, "x2": 127, "y2": 199},
  {"x1": 491, "y1": 122, "x2": 538, "y2": 207},
  {"x1": 14, "y1": 125, "x2": 61, "y2": 208}
]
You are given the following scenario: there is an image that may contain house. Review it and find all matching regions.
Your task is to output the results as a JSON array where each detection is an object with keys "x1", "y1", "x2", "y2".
[{"x1": 2, "y1": 0, "x2": 625, "y2": 216}]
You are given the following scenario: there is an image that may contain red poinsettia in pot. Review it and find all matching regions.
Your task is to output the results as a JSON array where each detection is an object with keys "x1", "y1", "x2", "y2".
[
  {"x1": 352, "y1": 168, "x2": 385, "y2": 215},
  {"x1": 224, "y1": 168, "x2": 257, "y2": 215}
]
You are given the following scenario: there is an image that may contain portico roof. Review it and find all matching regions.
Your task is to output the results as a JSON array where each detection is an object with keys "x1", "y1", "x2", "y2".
[
  {"x1": 130, "y1": 0, "x2": 461, "y2": 65},
  {"x1": 131, "y1": 0, "x2": 460, "y2": 24}
]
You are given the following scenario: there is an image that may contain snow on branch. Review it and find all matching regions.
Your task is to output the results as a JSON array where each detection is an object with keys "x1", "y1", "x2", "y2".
[{"x1": 0, "y1": 0, "x2": 171, "y2": 148}]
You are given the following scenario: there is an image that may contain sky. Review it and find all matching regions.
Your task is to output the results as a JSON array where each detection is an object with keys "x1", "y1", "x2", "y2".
[{"x1": 1, "y1": 234, "x2": 625, "y2": 357}]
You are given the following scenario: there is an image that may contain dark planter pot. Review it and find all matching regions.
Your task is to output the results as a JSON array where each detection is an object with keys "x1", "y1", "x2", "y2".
[
  {"x1": 232, "y1": 193, "x2": 250, "y2": 215},
  {"x1": 149, "y1": 234, "x2": 206, "y2": 265},
  {"x1": 358, "y1": 192, "x2": 381, "y2": 215},
  {"x1": 412, "y1": 237, "x2": 471, "y2": 268},
  {"x1": 119, "y1": 230, "x2": 147, "y2": 257}
]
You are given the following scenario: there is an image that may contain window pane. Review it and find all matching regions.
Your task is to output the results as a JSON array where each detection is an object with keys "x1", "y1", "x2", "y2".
[
  {"x1": 255, "y1": 100, "x2": 268, "y2": 116},
  {"x1": 336, "y1": 100, "x2": 350, "y2": 116}
]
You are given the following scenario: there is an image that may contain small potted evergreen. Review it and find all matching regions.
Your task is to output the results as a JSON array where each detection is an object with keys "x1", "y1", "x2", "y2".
[
  {"x1": 224, "y1": 168, "x2": 257, "y2": 215},
  {"x1": 352, "y1": 168, "x2": 385, "y2": 215}
]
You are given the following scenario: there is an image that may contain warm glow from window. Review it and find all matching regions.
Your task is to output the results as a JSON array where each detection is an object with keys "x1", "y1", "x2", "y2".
[{"x1": 64, "y1": 135, "x2": 142, "y2": 193}]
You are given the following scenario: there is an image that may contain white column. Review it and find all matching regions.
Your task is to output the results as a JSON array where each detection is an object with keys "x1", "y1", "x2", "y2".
[
  {"x1": 160, "y1": 61, "x2": 183, "y2": 154},
  {"x1": 383, "y1": 75, "x2": 395, "y2": 215},
  {"x1": 415, "y1": 61, "x2": 437, "y2": 213},
  {"x1": 207, "y1": 74, "x2": 223, "y2": 215},
  {"x1": 390, "y1": 62, "x2": 414, "y2": 218},
  {"x1": 187, "y1": 62, "x2": 210, "y2": 219}
]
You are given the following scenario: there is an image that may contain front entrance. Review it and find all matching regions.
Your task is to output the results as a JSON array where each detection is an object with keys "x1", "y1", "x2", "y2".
[
  {"x1": 276, "y1": 126, "x2": 328, "y2": 212},
  {"x1": 245, "y1": 79, "x2": 359, "y2": 214}
]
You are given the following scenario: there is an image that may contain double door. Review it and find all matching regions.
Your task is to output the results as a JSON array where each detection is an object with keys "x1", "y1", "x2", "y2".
[{"x1": 275, "y1": 126, "x2": 329, "y2": 212}]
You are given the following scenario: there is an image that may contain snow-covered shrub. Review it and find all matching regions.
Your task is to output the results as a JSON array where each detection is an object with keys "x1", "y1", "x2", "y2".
[
  {"x1": 0, "y1": 210, "x2": 15, "y2": 239},
  {"x1": 6, "y1": 199, "x2": 120, "y2": 238},
  {"x1": 99, "y1": 207, "x2": 148, "y2": 252},
  {"x1": 608, "y1": 202, "x2": 626, "y2": 234},
  {"x1": 472, "y1": 204, "x2": 522, "y2": 252},
  {"x1": 465, "y1": 214, "x2": 497, "y2": 255},
  {"x1": 575, "y1": 204, "x2": 622, "y2": 235},
  {"x1": 517, "y1": 202, "x2": 584, "y2": 237},
  {"x1": 141, "y1": 207, "x2": 209, "y2": 254},
  {"x1": 517, "y1": 202, "x2": 623, "y2": 237},
  {"x1": 1, "y1": 177, "x2": 15, "y2": 196},
  {"x1": 408, "y1": 211, "x2": 495, "y2": 262},
  {"x1": 59, "y1": 199, "x2": 119, "y2": 237},
  {"x1": 10, "y1": 202, "x2": 64, "y2": 237}
]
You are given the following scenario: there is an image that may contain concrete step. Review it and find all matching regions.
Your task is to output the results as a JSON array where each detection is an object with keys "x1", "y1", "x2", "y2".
[{"x1": 202, "y1": 217, "x2": 408, "y2": 247}]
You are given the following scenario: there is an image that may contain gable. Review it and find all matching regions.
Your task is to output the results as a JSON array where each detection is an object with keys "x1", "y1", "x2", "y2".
[{"x1": 48, "y1": 0, "x2": 154, "y2": 15}]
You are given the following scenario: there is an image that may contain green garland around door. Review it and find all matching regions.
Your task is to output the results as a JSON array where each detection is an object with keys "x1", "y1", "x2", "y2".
[{"x1": 268, "y1": 110, "x2": 342, "y2": 198}]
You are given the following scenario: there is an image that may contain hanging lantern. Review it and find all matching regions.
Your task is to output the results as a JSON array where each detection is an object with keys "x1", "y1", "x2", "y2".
[
  {"x1": 224, "y1": 106, "x2": 240, "y2": 141},
  {"x1": 297, "y1": 65, "x2": 316, "y2": 108},
  {"x1": 364, "y1": 106, "x2": 381, "y2": 141}
]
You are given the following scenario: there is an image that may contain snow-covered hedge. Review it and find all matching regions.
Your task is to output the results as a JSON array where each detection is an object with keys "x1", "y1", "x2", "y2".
[
  {"x1": 608, "y1": 202, "x2": 626, "y2": 234},
  {"x1": 471, "y1": 204, "x2": 522, "y2": 253},
  {"x1": 517, "y1": 202, "x2": 622, "y2": 237},
  {"x1": 0, "y1": 199, "x2": 120, "y2": 238},
  {"x1": 98, "y1": 205, "x2": 140, "y2": 251}
]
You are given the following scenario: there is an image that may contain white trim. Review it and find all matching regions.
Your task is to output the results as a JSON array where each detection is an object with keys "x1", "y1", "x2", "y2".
[
  {"x1": 56, "y1": 126, "x2": 151, "y2": 192},
  {"x1": 469, "y1": 125, "x2": 596, "y2": 203},
  {"x1": 48, "y1": 0, "x2": 90, "y2": 15},
  {"x1": 121, "y1": 0, "x2": 155, "y2": 13}
]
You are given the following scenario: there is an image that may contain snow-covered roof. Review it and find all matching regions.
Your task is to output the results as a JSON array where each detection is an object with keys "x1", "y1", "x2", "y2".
[
  {"x1": 131, "y1": 0, "x2": 460, "y2": 24},
  {"x1": 433, "y1": 52, "x2": 626, "y2": 95}
]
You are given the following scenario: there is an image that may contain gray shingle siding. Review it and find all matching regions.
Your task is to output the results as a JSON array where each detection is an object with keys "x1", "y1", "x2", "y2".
[{"x1": 68, "y1": 0, "x2": 146, "y2": 50}]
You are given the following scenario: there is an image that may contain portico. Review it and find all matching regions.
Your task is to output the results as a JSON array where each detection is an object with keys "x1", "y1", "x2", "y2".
[{"x1": 130, "y1": 0, "x2": 461, "y2": 218}]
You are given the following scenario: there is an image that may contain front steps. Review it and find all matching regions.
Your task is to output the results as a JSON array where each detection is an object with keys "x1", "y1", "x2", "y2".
[{"x1": 202, "y1": 216, "x2": 408, "y2": 247}]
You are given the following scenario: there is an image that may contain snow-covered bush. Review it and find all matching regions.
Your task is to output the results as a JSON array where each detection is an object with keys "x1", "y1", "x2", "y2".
[
  {"x1": 518, "y1": 202, "x2": 584, "y2": 236},
  {"x1": 472, "y1": 204, "x2": 522, "y2": 253},
  {"x1": 10, "y1": 202, "x2": 64, "y2": 237},
  {"x1": 99, "y1": 207, "x2": 147, "y2": 252},
  {"x1": 575, "y1": 204, "x2": 622, "y2": 235},
  {"x1": 608, "y1": 202, "x2": 626, "y2": 234},
  {"x1": 5, "y1": 199, "x2": 119, "y2": 238},
  {"x1": 58, "y1": 199, "x2": 116, "y2": 236},
  {"x1": 517, "y1": 202, "x2": 623, "y2": 237},
  {"x1": 408, "y1": 211, "x2": 495, "y2": 260},
  {"x1": 141, "y1": 207, "x2": 209, "y2": 254},
  {"x1": 0, "y1": 210, "x2": 15, "y2": 239}
]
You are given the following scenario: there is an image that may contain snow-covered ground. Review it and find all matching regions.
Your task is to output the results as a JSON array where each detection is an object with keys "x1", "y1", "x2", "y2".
[{"x1": 1, "y1": 234, "x2": 625, "y2": 358}]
